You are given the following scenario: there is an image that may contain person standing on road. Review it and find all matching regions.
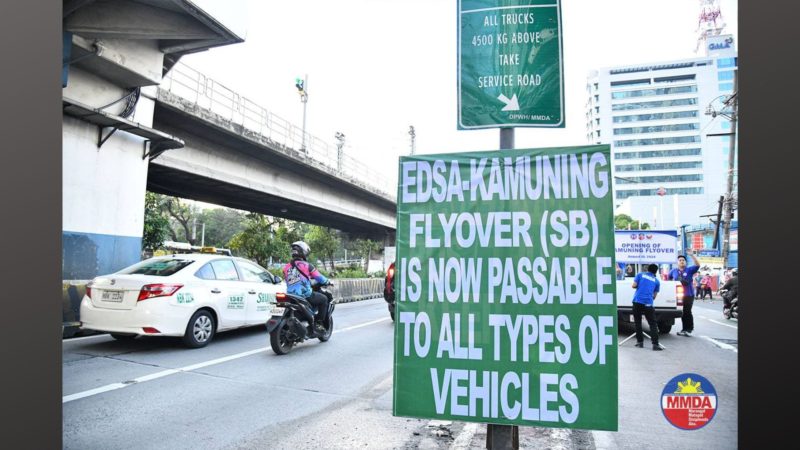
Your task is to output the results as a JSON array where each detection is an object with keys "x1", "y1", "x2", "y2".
[
  {"x1": 701, "y1": 272, "x2": 714, "y2": 300},
  {"x1": 669, "y1": 251, "x2": 701, "y2": 336},
  {"x1": 631, "y1": 264, "x2": 663, "y2": 351}
]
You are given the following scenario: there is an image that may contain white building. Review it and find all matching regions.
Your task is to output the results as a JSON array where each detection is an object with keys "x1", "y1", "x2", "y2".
[{"x1": 585, "y1": 35, "x2": 737, "y2": 228}]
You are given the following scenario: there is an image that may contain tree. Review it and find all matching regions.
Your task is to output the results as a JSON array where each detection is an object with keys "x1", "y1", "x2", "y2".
[
  {"x1": 163, "y1": 197, "x2": 202, "y2": 245},
  {"x1": 614, "y1": 214, "x2": 650, "y2": 230},
  {"x1": 305, "y1": 225, "x2": 341, "y2": 272},
  {"x1": 227, "y1": 214, "x2": 283, "y2": 267},
  {"x1": 353, "y1": 238, "x2": 382, "y2": 273},
  {"x1": 142, "y1": 192, "x2": 170, "y2": 251},
  {"x1": 199, "y1": 207, "x2": 247, "y2": 248}
]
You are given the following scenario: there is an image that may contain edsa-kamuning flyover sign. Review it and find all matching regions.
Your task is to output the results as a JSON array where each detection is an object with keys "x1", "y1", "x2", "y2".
[
  {"x1": 458, "y1": 0, "x2": 565, "y2": 129},
  {"x1": 393, "y1": 145, "x2": 618, "y2": 431}
]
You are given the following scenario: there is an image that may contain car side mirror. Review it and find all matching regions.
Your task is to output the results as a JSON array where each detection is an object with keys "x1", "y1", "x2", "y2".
[{"x1": 272, "y1": 274, "x2": 282, "y2": 284}]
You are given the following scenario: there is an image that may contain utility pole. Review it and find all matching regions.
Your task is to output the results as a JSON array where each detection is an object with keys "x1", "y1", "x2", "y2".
[
  {"x1": 711, "y1": 195, "x2": 724, "y2": 251},
  {"x1": 705, "y1": 69, "x2": 737, "y2": 266},
  {"x1": 721, "y1": 70, "x2": 737, "y2": 268},
  {"x1": 408, "y1": 125, "x2": 416, "y2": 155}
]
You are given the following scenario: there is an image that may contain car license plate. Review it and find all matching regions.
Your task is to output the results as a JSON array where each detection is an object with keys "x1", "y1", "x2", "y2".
[
  {"x1": 102, "y1": 291, "x2": 124, "y2": 302},
  {"x1": 270, "y1": 304, "x2": 285, "y2": 315}
]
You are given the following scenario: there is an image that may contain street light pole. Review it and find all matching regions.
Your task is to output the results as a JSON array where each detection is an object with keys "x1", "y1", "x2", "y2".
[
  {"x1": 335, "y1": 132, "x2": 346, "y2": 173},
  {"x1": 296, "y1": 74, "x2": 309, "y2": 153},
  {"x1": 408, "y1": 125, "x2": 416, "y2": 155}
]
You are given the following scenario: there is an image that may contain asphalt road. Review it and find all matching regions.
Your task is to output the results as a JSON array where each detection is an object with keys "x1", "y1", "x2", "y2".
[{"x1": 63, "y1": 298, "x2": 737, "y2": 449}]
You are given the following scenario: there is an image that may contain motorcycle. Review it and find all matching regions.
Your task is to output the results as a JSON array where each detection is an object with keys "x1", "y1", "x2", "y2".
[
  {"x1": 384, "y1": 262, "x2": 396, "y2": 322},
  {"x1": 720, "y1": 288, "x2": 738, "y2": 320},
  {"x1": 266, "y1": 281, "x2": 335, "y2": 355}
]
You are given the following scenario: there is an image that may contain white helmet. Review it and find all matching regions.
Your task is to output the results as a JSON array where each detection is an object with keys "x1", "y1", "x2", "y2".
[{"x1": 291, "y1": 241, "x2": 311, "y2": 259}]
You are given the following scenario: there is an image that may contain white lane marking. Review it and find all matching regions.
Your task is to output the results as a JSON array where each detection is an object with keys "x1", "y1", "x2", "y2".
[
  {"x1": 63, "y1": 316, "x2": 389, "y2": 403},
  {"x1": 62, "y1": 383, "x2": 129, "y2": 403},
  {"x1": 337, "y1": 317, "x2": 390, "y2": 333},
  {"x1": 450, "y1": 423, "x2": 479, "y2": 449},
  {"x1": 701, "y1": 335, "x2": 738, "y2": 353},
  {"x1": 707, "y1": 318, "x2": 738, "y2": 330}
]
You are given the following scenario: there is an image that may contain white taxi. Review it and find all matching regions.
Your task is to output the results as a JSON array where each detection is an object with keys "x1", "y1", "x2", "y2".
[{"x1": 79, "y1": 254, "x2": 285, "y2": 348}]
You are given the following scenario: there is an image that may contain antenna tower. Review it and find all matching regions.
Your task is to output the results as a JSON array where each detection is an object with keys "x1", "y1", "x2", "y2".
[{"x1": 695, "y1": 0, "x2": 726, "y2": 53}]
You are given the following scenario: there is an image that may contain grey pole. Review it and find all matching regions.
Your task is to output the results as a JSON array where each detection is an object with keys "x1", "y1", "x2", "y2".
[
  {"x1": 301, "y1": 74, "x2": 308, "y2": 153},
  {"x1": 409, "y1": 125, "x2": 416, "y2": 155},
  {"x1": 721, "y1": 70, "x2": 737, "y2": 268},
  {"x1": 487, "y1": 127, "x2": 519, "y2": 450},
  {"x1": 335, "y1": 132, "x2": 345, "y2": 173}
]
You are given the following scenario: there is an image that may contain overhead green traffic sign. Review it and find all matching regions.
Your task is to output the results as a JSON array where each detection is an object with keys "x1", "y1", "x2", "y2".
[
  {"x1": 393, "y1": 145, "x2": 618, "y2": 431},
  {"x1": 458, "y1": 0, "x2": 565, "y2": 129}
]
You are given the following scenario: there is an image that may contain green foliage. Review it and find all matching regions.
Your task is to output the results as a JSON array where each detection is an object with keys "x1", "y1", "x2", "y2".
[
  {"x1": 335, "y1": 268, "x2": 368, "y2": 278},
  {"x1": 372, "y1": 270, "x2": 386, "y2": 279},
  {"x1": 198, "y1": 207, "x2": 247, "y2": 247},
  {"x1": 353, "y1": 238, "x2": 382, "y2": 272},
  {"x1": 614, "y1": 214, "x2": 650, "y2": 230},
  {"x1": 142, "y1": 192, "x2": 170, "y2": 251},
  {"x1": 227, "y1": 214, "x2": 284, "y2": 267},
  {"x1": 305, "y1": 225, "x2": 341, "y2": 272}
]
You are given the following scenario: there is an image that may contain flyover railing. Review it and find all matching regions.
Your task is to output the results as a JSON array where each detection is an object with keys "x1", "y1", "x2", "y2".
[{"x1": 159, "y1": 61, "x2": 396, "y2": 200}]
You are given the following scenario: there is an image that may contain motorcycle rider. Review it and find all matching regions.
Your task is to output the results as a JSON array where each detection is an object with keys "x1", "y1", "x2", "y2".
[
  {"x1": 721, "y1": 269, "x2": 738, "y2": 309},
  {"x1": 282, "y1": 241, "x2": 331, "y2": 335}
]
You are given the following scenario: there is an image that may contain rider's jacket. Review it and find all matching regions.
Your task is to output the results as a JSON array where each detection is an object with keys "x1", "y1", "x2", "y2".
[{"x1": 282, "y1": 259, "x2": 329, "y2": 298}]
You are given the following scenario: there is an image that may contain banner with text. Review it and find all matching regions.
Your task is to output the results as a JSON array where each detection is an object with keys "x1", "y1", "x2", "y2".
[
  {"x1": 393, "y1": 145, "x2": 618, "y2": 431},
  {"x1": 614, "y1": 230, "x2": 678, "y2": 264}
]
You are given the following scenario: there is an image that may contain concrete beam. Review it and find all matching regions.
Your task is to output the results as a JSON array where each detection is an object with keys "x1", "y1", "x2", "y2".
[{"x1": 65, "y1": 0, "x2": 219, "y2": 40}]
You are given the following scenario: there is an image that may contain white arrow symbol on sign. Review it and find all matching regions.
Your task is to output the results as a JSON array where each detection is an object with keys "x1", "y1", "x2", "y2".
[{"x1": 497, "y1": 93, "x2": 520, "y2": 111}]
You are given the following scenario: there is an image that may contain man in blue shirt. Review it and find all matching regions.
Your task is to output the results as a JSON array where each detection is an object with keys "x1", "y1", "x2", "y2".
[
  {"x1": 668, "y1": 251, "x2": 701, "y2": 336},
  {"x1": 632, "y1": 264, "x2": 663, "y2": 350}
]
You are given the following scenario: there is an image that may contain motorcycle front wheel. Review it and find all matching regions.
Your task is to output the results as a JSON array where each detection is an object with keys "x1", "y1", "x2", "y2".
[
  {"x1": 270, "y1": 322, "x2": 294, "y2": 355},
  {"x1": 318, "y1": 316, "x2": 334, "y2": 342}
]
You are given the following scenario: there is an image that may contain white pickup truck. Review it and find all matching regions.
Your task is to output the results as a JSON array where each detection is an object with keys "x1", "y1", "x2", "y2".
[{"x1": 616, "y1": 278, "x2": 684, "y2": 334}]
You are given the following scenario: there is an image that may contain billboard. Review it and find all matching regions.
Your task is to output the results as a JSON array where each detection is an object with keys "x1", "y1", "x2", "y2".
[{"x1": 393, "y1": 145, "x2": 618, "y2": 431}]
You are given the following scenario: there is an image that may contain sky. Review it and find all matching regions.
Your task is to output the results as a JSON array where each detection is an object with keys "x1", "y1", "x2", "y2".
[{"x1": 185, "y1": 0, "x2": 738, "y2": 196}]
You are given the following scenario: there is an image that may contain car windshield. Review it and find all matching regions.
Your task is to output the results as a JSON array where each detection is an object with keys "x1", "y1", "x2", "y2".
[{"x1": 118, "y1": 258, "x2": 195, "y2": 276}]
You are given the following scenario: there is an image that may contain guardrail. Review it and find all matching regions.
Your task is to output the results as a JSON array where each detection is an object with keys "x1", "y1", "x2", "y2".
[
  {"x1": 329, "y1": 278, "x2": 384, "y2": 303},
  {"x1": 159, "y1": 61, "x2": 396, "y2": 199}
]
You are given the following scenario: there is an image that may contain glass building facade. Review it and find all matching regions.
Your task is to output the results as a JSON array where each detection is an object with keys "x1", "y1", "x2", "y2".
[{"x1": 585, "y1": 42, "x2": 737, "y2": 226}]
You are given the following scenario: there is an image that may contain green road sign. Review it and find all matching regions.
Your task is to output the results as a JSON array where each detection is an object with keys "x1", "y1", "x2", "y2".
[
  {"x1": 393, "y1": 145, "x2": 617, "y2": 431},
  {"x1": 458, "y1": 0, "x2": 565, "y2": 129}
]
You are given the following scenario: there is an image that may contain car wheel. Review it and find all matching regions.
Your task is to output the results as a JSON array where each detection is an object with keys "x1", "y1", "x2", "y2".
[
  {"x1": 183, "y1": 309, "x2": 216, "y2": 348},
  {"x1": 269, "y1": 322, "x2": 293, "y2": 355},
  {"x1": 319, "y1": 316, "x2": 334, "y2": 342},
  {"x1": 657, "y1": 322, "x2": 672, "y2": 335},
  {"x1": 111, "y1": 333, "x2": 136, "y2": 341}
]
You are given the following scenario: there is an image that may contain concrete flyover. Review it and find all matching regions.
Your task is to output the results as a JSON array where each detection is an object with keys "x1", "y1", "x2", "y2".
[{"x1": 149, "y1": 64, "x2": 397, "y2": 240}]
